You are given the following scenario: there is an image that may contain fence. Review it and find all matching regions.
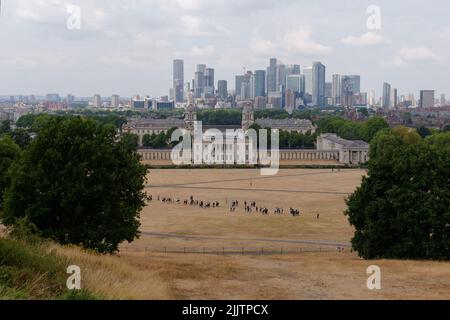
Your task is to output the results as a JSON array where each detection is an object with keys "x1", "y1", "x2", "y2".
[{"x1": 123, "y1": 246, "x2": 351, "y2": 256}]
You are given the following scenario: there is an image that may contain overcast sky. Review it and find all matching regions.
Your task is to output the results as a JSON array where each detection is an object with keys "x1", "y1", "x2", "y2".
[{"x1": 0, "y1": 0, "x2": 449, "y2": 99}]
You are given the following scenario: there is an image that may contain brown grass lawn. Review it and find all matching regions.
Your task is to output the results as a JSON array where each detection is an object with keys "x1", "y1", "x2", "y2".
[
  {"x1": 3, "y1": 168, "x2": 448, "y2": 300},
  {"x1": 114, "y1": 169, "x2": 450, "y2": 300}
]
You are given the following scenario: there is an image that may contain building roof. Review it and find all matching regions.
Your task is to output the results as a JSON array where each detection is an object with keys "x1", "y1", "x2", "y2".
[
  {"x1": 255, "y1": 118, "x2": 315, "y2": 130},
  {"x1": 320, "y1": 133, "x2": 369, "y2": 149},
  {"x1": 124, "y1": 118, "x2": 185, "y2": 129}
]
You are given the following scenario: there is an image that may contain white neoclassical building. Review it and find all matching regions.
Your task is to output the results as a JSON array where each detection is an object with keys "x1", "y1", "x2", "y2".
[{"x1": 317, "y1": 133, "x2": 369, "y2": 165}]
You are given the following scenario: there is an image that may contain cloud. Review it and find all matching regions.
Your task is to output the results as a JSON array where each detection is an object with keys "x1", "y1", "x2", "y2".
[
  {"x1": 341, "y1": 32, "x2": 384, "y2": 46},
  {"x1": 133, "y1": 34, "x2": 170, "y2": 48},
  {"x1": 179, "y1": 15, "x2": 230, "y2": 37},
  {"x1": 277, "y1": 27, "x2": 332, "y2": 55},
  {"x1": 250, "y1": 38, "x2": 277, "y2": 56},
  {"x1": 381, "y1": 46, "x2": 442, "y2": 68},
  {"x1": 191, "y1": 45, "x2": 216, "y2": 58}
]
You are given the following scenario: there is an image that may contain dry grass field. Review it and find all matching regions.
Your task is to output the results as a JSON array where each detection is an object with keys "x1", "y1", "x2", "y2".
[
  {"x1": 114, "y1": 169, "x2": 450, "y2": 300},
  {"x1": 3, "y1": 168, "x2": 449, "y2": 300}
]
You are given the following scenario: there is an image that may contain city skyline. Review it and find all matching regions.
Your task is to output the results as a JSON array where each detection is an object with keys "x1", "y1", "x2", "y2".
[{"x1": 0, "y1": 0, "x2": 449, "y2": 98}]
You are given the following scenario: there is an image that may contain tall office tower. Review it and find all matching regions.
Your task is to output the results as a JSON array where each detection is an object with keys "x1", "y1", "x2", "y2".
[
  {"x1": 325, "y1": 83, "x2": 332, "y2": 100},
  {"x1": 249, "y1": 73, "x2": 256, "y2": 100},
  {"x1": 111, "y1": 94, "x2": 120, "y2": 108},
  {"x1": 343, "y1": 75, "x2": 361, "y2": 93},
  {"x1": 218, "y1": 80, "x2": 228, "y2": 100},
  {"x1": 303, "y1": 67, "x2": 313, "y2": 95},
  {"x1": 173, "y1": 59, "x2": 184, "y2": 103},
  {"x1": 289, "y1": 64, "x2": 301, "y2": 75},
  {"x1": 312, "y1": 62, "x2": 326, "y2": 107},
  {"x1": 368, "y1": 91, "x2": 376, "y2": 106},
  {"x1": 267, "y1": 58, "x2": 277, "y2": 94},
  {"x1": 440, "y1": 94, "x2": 446, "y2": 106},
  {"x1": 235, "y1": 75, "x2": 245, "y2": 98},
  {"x1": 406, "y1": 93, "x2": 416, "y2": 107},
  {"x1": 382, "y1": 82, "x2": 391, "y2": 108},
  {"x1": 286, "y1": 74, "x2": 302, "y2": 94},
  {"x1": 276, "y1": 62, "x2": 287, "y2": 90},
  {"x1": 196, "y1": 64, "x2": 206, "y2": 73},
  {"x1": 93, "y1": 94, "x2": 102, "y2": 108},
  {"x1": 285, "y1": 89, "x2": 296, "y2": 111},
  {"x1": 420, "y1": 90, "x2": 435, "y2": 108},
  {"x1": 194, "y1": 71, "x2": 205, "y2": 99},
  {"x1": 332, "y1": 74, "x2": 342, "y2": 105},
  {"x1": 390, "y1": 88, "x2": 398, "y2": 109},
  {"x1": 66, "y1": 94, "x2": 75, "y2": 107},
  {"x1": 254, "y1": 70, "x2": 266, "y2": 97},
  {"x1": 341, "y1": 75, "x2": 360, "y2": 107},
  {"x1": 204, "y1": 68, "x2": 215, "y2": 96},
  {"x1": 241, "y1": 81, "x2": 251, "y2": 101}
]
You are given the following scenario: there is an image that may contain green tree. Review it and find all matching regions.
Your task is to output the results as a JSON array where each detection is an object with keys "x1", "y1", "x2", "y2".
[
  {"x1": 346, "y1": 128, "x2": 450, "y2": 260},
  {"x1": 121, "y1": 133, "x2": 139, "y2": 149},
  {"x1": 417, "y1": 126, "x2": 432, "y2": 139},
  {"x1": 8, "y1": 128, "x2": 32, "y2": 149},
  {"x1": 1, "y1": 117, "x2": 147, "y2": 253},
  {"x1": 142, "y1": 134, "x2": 153, "y2": 148},
  {"x1": 0, "y1": 136, "x2": 21, "y2": 205},
  {"x1": 358, "y1": 117, "x2": 389, "y2": 142},
  {"x1": 0, "y1": 120, "x2": 11, "y2": 135}
]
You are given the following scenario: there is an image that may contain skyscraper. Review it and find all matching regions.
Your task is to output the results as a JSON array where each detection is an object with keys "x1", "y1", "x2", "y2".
[
  {"x1": 341, "y1": 75, "x2": 360, "y2": 107},
  {"x1": 111, "y1": 94, "x2": 120, "y2": 108},
  {"x1": 93, "y1": 94, "x2": 102, "y2": 108},
  {"x1": 286, "y1": 75, "x2": 302, "y2": 94},
  {"x1": 440, "y1": 94, "x2": 446, "y2": 106},
  {"x1": 194, "y1": 64, "x2": 206, "y2": 98},
  {"x1": 254, "y1": 70, "x2": 266, "y2": 97},
  {"x1": 173, "y1": 59, "x2": 184, "y2": 103},
  {"x1": 390, "y1": 88, "x2": 398, "y2": 109},
  {"x1": 267, "y1": 58, "x2": 277, "y2": 94},
  {"x1": 312, "y1": 62, "x2": 326, "y2": 107},
  {"x1": 420, "y1": 90, "x2": 435, "y2": 108},
  {"x1": 204, "y1": 68, "x2": 215, "y2": 97},
  {"x1": 303, "y1": 67, "x2": 313, "y2": 95},
  {"x1": 368, "y1": 91, "x2": 376, "y2": 106},
  {"x1": 235, "y1": 75, "x2": 245, "y2": 98},
  {"x1": 382, "y1": 82, "x2": 391, "y2": 108},
  {"x1": 332, "y1": 74, "x2": 342, "y2": 105},
  {"x1": 218, "y1": 80, "x2": 228, "y2": 100},
  {"x1": 276, "y1": 62, "x2": 287, "y2": 90}
]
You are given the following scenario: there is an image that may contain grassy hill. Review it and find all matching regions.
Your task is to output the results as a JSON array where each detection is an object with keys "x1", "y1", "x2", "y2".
[{"x1": 0, "y1": 232, "x2": 172, "y2": 300}]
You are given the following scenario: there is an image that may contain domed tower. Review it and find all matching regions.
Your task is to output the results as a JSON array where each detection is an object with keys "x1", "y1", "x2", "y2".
[
  {"x1": 184, "y1": 103, "x2": 197, "y2": 132},
  {"x1": 241, "y1": 101, "x2": 254, "y2": 130}
]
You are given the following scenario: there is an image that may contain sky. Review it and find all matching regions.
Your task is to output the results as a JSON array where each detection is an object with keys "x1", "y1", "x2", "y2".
[{"x1": 0, "y1": 0, "x2": 449, "y2": 99}]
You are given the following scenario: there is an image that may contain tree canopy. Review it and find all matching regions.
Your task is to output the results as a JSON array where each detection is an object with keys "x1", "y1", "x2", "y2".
[
  {"x1": 346, "y1": 127, "x2": 450, "y2": 260},
  {"x1": 1, "y1": 117, "x2": 147, "y2": 253}
]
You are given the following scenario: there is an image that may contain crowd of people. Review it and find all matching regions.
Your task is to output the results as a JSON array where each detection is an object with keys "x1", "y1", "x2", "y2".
[{"x1": 146, "y1": 193, "x2": 314, "y2": 218}]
